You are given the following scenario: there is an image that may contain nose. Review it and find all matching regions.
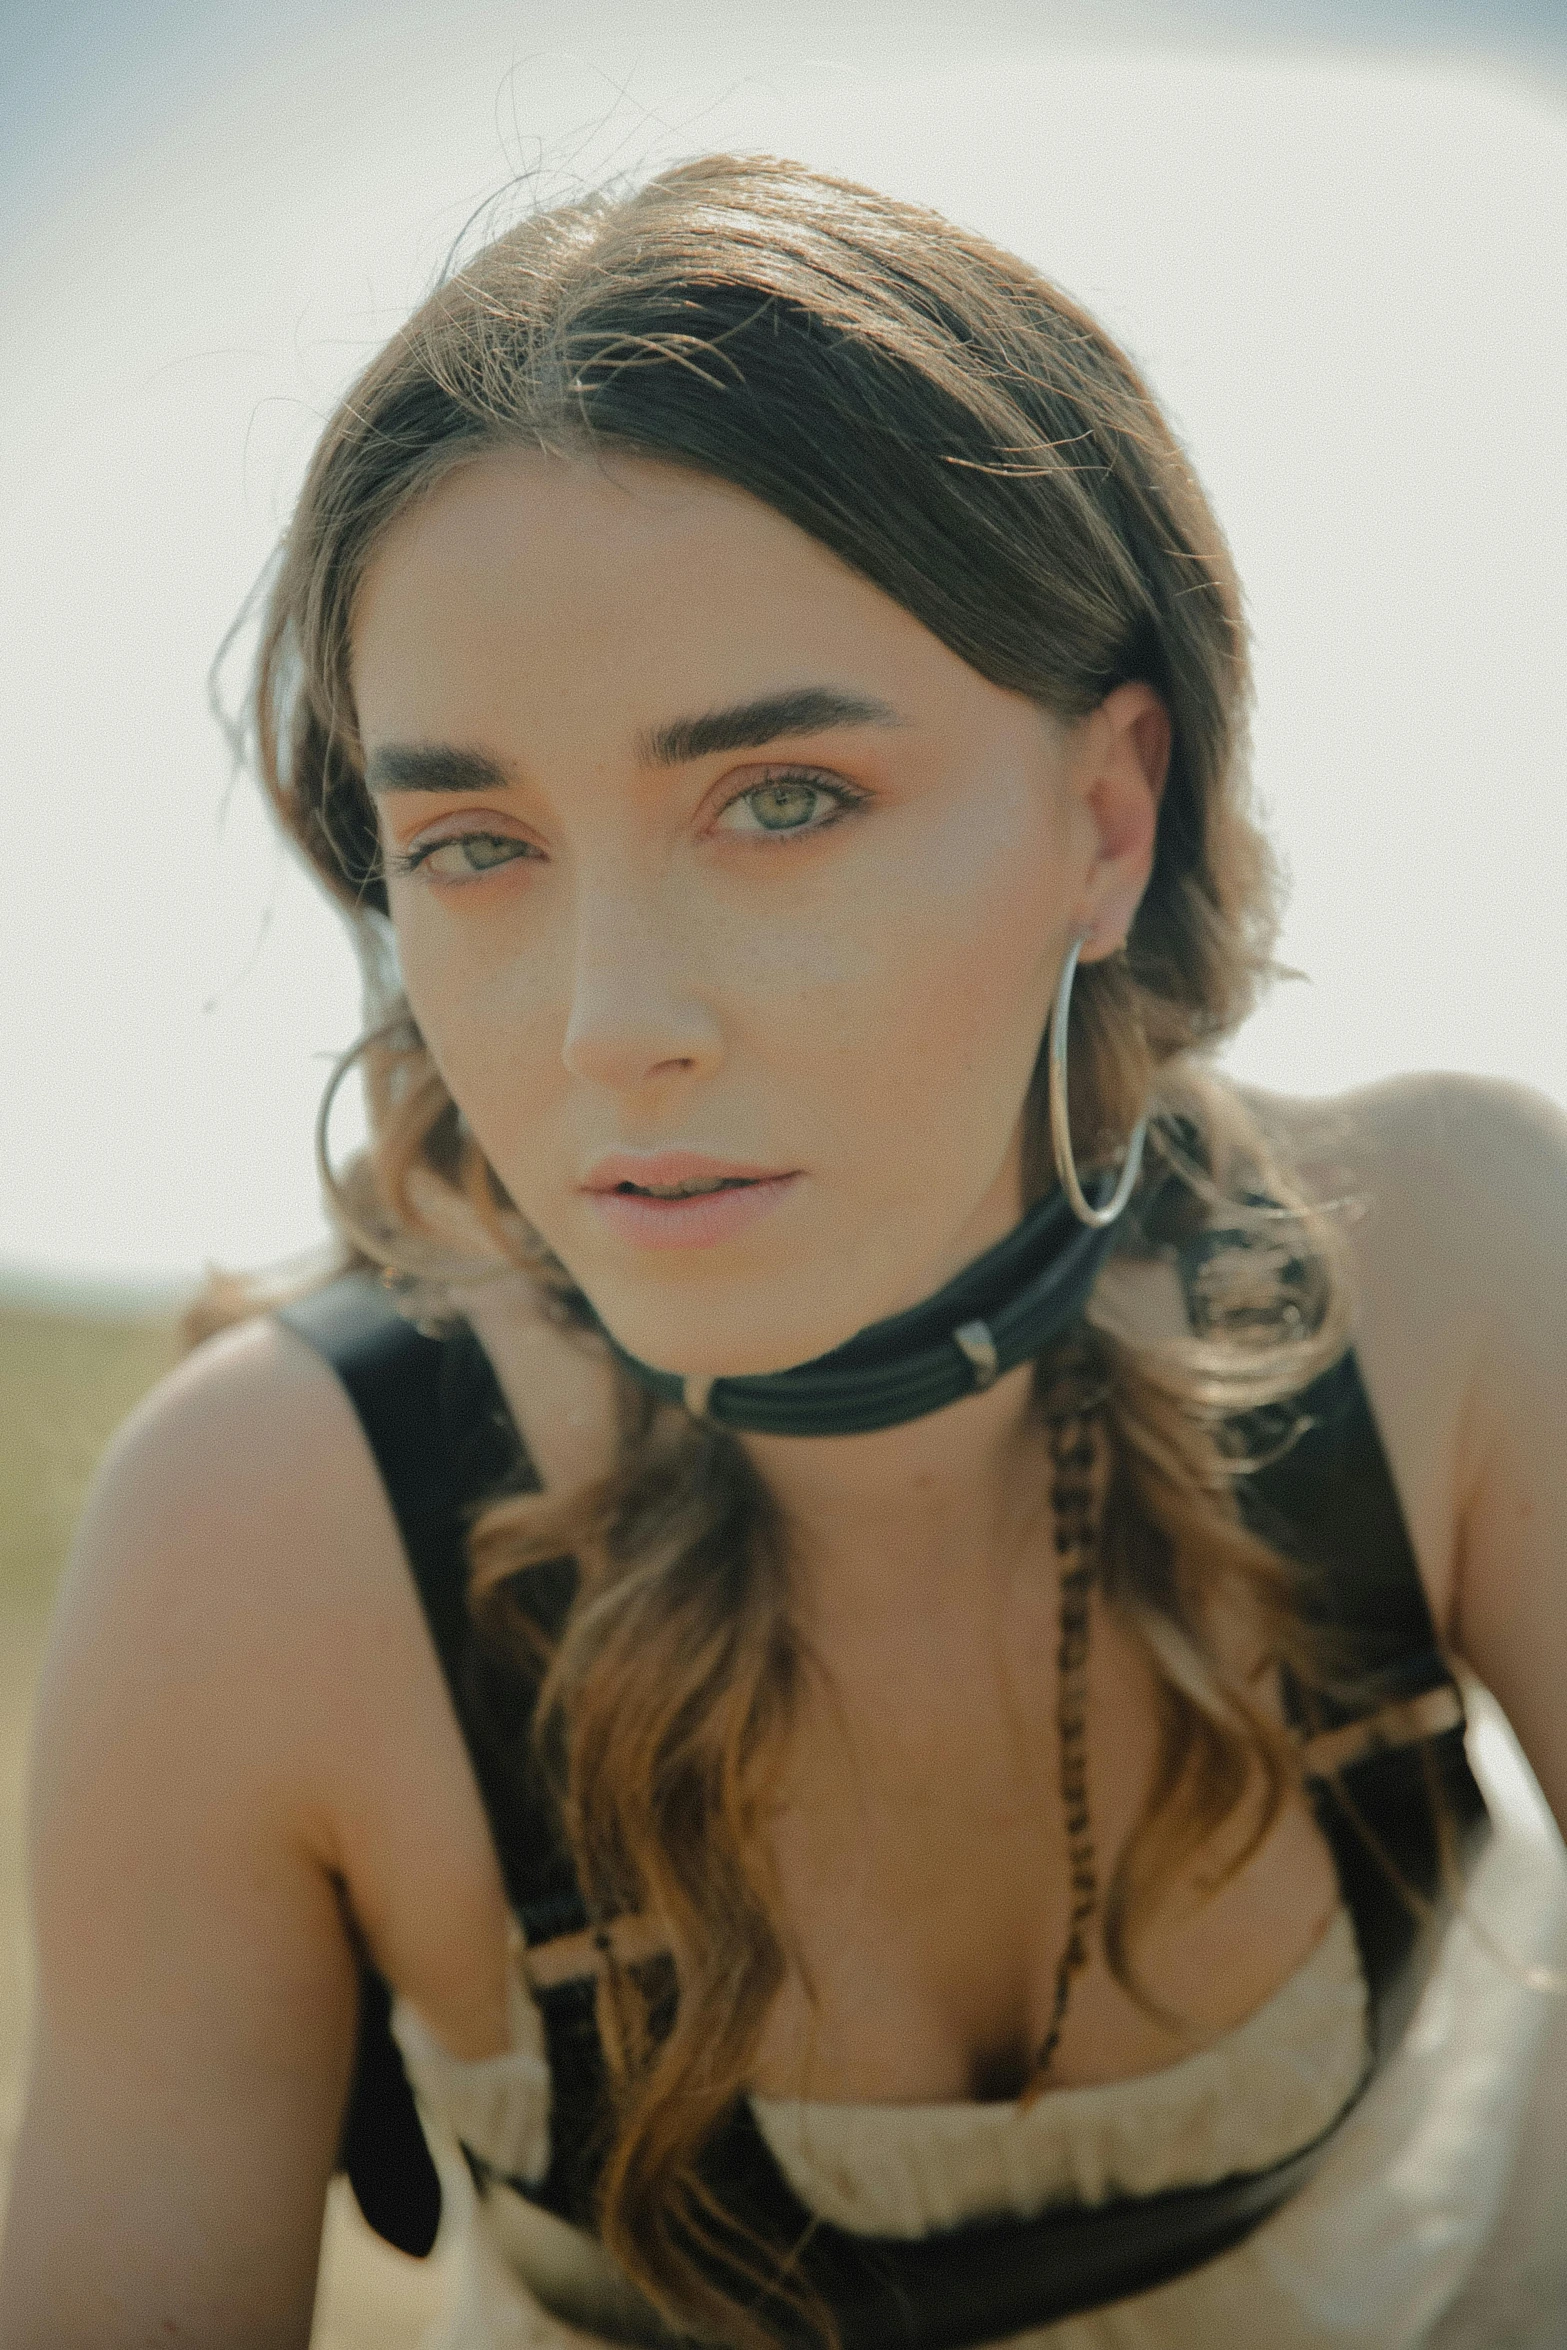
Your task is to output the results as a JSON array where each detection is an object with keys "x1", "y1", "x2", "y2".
[{"x1": 559, "y1": 879, "x2": 724, "y2": 1095}]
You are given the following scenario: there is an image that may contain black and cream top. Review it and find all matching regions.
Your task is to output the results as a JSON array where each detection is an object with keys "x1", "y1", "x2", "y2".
[{"x1": 278, "y1": 1271, "x2": 1567, "y2": 2349}]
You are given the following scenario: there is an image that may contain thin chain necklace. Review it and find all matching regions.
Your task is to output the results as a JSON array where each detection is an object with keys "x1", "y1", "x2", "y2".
[{"x1": 1027, "y1": 1351, "x2": 1106, "y2": 2090}]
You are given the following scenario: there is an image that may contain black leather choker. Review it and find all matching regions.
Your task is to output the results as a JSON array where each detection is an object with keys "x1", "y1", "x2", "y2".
[{"x1": 601, "y1": 1179, "x2": 1121, "y2": 1436}]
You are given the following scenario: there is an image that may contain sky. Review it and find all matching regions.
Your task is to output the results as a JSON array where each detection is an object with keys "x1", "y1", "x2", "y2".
[{"x1": 3, "y1": 2, "x2": 1564, "y2": 1304}]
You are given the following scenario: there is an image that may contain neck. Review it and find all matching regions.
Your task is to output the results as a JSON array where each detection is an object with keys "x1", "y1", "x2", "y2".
[
  {"x1": 600, "y1": 1165, "x2": 1126, "y2": 1600},
  {"x1": 601, "y1": 1177, "x2": 1121, "y2": 1441},
  {"x1": 741, "y1": 1358, "x2": 1051, "y2": 1620}
]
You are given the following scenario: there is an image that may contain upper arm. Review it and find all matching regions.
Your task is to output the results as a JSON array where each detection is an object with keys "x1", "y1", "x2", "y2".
[{"x1": 0, "y1": 1323, "x2": 368, "y2": 2350}]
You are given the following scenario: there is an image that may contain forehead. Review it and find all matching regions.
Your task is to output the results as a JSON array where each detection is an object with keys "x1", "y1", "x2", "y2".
[{"x1": 348, "y1": 447, "x2": 980, "y2": 749}]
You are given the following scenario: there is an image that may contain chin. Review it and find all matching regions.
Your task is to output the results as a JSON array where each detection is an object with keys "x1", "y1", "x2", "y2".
[{"x1": 587, "y1": 1279, "x2": 866, "y2": 1381}]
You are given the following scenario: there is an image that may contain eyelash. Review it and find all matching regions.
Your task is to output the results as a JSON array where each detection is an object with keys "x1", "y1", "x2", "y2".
[
  {"x1": 382, "y1": 834, "x2": 541, "y2": 881},
  {"x1": 713, "y1": 767, "x2": 867, "y2": 837},
  {"x1": 383, "y1": 767, "x2": 868, "y2": 883}
]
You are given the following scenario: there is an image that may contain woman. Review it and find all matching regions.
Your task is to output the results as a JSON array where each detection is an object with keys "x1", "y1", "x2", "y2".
[{"x1": 3, "y1": 155, "x2": 1564, "y2": 2350}]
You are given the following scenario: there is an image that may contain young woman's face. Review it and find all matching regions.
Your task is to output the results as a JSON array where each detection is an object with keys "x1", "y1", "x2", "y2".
[{"x1": 352, "y1": 449, "x2": 1160, "y2": 1378}]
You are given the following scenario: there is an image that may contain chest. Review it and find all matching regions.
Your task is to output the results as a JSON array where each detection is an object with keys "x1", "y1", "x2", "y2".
[
  {"x1": 340, "y1": 1239, "x2": 1458, "y2": 2093},
  {"x1": 745, "y1": 1591, "x2": 1341, "y2": 2104}
]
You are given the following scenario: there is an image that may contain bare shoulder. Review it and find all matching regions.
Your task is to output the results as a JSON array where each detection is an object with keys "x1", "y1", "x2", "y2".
[
  {"x1": 1234, "y1": 1073, "x2": 1567, "y2": 1711},
  {"x1": 1240, "y1": 1065, "x2": 1567, "y2": 1230},
  {"x1": 34, "y1": 1299, "x2": 514, "y2": 2047},
  {"x1": 1288, "y1": 1071, "x2": 1567, "y2": 1835},
  {"x1": 41, "y1": 1311, "x2": 411, "y2": 1818},
  {"x1": 1237, "y1": 1068, "x2": 1567, "y2": 1359}
]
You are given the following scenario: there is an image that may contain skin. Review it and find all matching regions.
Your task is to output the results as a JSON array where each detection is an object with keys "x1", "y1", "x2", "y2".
[
  {"x1": 361, "y1": 450, "x2": 1158, "y2": 1380},
  {"x1": 3, "y1": 449, "x2": 1565, "y2": 2345}
]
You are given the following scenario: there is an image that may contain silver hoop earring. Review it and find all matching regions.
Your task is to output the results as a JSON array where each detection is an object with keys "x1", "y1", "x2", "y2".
[{"x1": 1048, "y1": 935, "x2": 1148, "y2": 1229}]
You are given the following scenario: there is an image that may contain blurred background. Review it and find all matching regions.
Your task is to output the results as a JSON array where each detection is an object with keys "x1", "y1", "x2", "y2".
[{"x1": 2, "y1": 2, "x2": 1564, "y2": 2342}]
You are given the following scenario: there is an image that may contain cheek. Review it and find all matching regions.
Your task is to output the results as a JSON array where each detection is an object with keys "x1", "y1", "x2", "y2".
[
  {"x1": 781, "y1": 797, "x2": 1065, "y2": 1147},
  {"x1": 388, "y1": 890, "x2": 561, "y2": 1138}
]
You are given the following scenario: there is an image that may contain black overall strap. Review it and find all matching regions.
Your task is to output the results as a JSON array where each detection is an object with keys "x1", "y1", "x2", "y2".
[
  {"x1": 1234, "y1": 1346, "x2": 1492, "y2": 2060},
  {"x1": 277, "y1": 1269, "x2": 548, "y2": 2256},
  {"x1": 279, "y1": 1269, "x2": 1491, "y2": 2341}
]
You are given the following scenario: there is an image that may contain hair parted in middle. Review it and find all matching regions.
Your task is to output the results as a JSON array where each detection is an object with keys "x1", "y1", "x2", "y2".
[{"x1": 242, "y1": 153, "x2": 1358, "y2": 2349}]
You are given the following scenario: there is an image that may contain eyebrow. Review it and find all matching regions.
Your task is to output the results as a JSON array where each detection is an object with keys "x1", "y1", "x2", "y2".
[
  {"x1": 362, "y1": 686, "x2": 906, "y2": 797},
  {"x1": 364, "y1": 744, "x2": 513, "y2": 796},
  {"x1": 636, "y1": 687, "x2": 905, "y2": 768}
]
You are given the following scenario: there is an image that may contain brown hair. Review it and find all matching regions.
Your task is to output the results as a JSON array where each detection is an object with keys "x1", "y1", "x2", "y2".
[{"x1": 244, "y1": 155, "x2": 1352, "y2": 2344}]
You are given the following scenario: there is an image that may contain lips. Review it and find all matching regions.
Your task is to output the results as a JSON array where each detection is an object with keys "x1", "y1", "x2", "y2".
[
  {"x1": 581, "y1": 1150, "x2": 795, "y2": 1196},
  {"x1": 579, "y1": 1153, "x2": 801, "y2": 1252},
  {"x1": 610, "y1": 1176, "x2": 759, "y2": 1199}
]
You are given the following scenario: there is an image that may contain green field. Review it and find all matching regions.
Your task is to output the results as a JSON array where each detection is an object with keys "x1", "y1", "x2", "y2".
[{"x1": 0, "y1": 1300, "x2": 445, "y2": 2345}]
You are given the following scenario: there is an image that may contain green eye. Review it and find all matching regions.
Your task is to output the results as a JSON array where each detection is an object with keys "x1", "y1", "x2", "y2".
[
  {"x1": 718, "y1": 774, "x2": 857, "y2": 837},
  {"x1": 748, "y1": 781, "x2": 823, "y2": 830},
  {"x1": 391, "y1": 831, "x2": 536, "y2": 882},
  {"x1": 454, "y1": 833, "x2": 526, "y2": 870}
]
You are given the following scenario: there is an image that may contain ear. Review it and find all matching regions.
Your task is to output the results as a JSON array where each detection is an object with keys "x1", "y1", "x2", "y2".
[{"x1": 1068, "y1": 681, "x2": 1171, "y2": 960}]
